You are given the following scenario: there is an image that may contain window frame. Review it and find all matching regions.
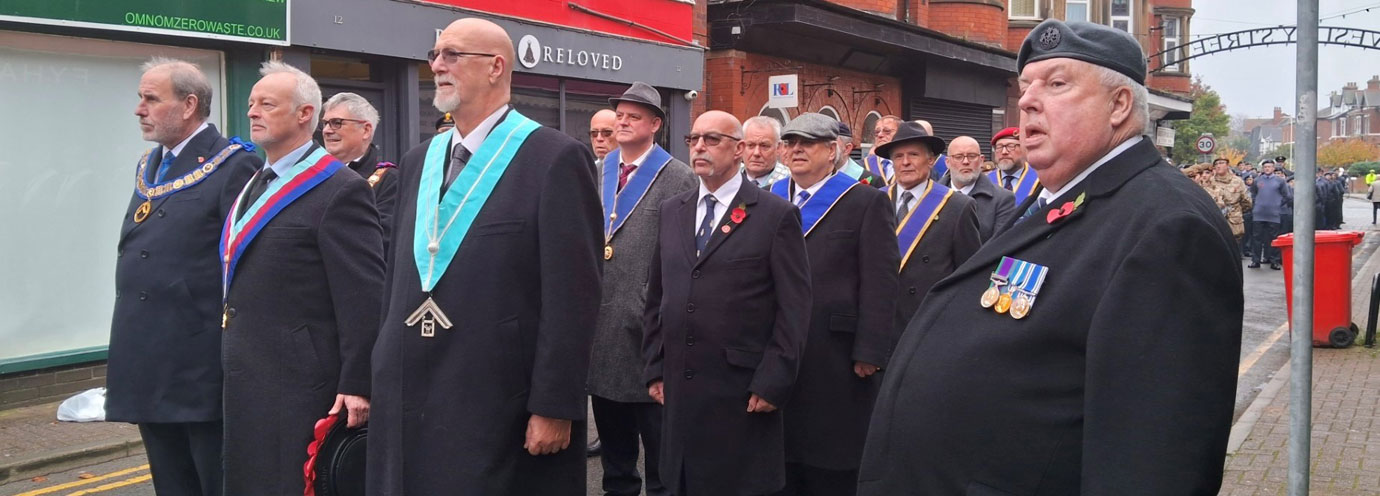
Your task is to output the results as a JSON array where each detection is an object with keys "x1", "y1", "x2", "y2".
[
  {"x1": 1009, "y1": 0, "x2": 1041, "y2": 20},
  {"x1": 1110, "y1": 0, "x2": 1134, "y2": 34},
  {"x1": 1065, "y1": 0, "x2": 1090, "y2": 22},
  {"x1": 1161, "y1": 15, "x2": 1182, "y2": 72}
]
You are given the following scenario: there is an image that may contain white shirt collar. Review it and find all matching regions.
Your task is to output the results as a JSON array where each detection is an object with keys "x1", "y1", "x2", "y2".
[
  {"x1": 265, "y1": 139, "x2": 316, "y2": 177},
  {"x1": 1038, "y1": 136, "x2": 1143, "y2": 204},
  {"x1": 958, "y1": 182, "x2": 976, "y2": 196},
  {"x1": 167, "y1": 122, "x2": 210, "y2": 158},
  {"x1": 620, "y1": 144, "x2": 655, "y2": 167},
  {"x1": 895, "y1": 179, "x2": 929, "y2": 207},
  {"x1": 698, "y1": 169, "x2": 743, "y2": 207},
  {"x1": 449, "y1": 105, "x2": 510, "y2": 156}
]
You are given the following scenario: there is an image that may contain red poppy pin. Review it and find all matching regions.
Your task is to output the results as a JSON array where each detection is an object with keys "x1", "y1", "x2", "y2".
[
  {"x1": 730, "y1": 204, "x2": 747, "y2": 223},
  {"x1": 1046, "y1": 192, "x2": 1086, "y2": 224},
  {"x1": 860, "y1": 176, "x2": 874, "y2": 185}
]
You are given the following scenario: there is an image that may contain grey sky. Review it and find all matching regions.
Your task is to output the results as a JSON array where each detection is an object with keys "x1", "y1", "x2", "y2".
[{"x1": 1191, "y1": 0, "x2": 1380, "y2": 119}]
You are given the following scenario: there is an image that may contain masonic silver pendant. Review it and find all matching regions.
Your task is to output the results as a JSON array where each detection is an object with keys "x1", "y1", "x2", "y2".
[{"x1": 405, "y1": 296, "x2": 453, "y2": 337}]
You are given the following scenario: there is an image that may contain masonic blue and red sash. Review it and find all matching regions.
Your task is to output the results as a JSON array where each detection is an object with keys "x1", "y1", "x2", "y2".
[
  {"x1": 220, "y1": 147, "x2": 344, "y2": 298},
  {"x1": 988, "y1": 164, "x2": 1041, "y2": 204},
  {"x1": 771, "y1": 172, "x2": 858, "y2": 236},
  {"x1": 891, "y1": 180, "x2": 954, "y2": 270},
  {"x1": 602, "y1": 145, "x2": 672, "y2": 241}
]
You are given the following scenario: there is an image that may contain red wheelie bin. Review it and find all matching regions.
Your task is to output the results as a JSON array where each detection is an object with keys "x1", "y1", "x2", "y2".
[{"x1": 1272, "y1": 230, "x2": 1365, "y2": 347}]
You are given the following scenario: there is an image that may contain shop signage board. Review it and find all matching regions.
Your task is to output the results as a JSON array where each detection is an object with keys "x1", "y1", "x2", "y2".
[
  {"x1": 768, "y1": 74, "x2": 798, "y2": 109},
  {"x1": 0, "y1": 0, "x2": 289, "y2": 45}
]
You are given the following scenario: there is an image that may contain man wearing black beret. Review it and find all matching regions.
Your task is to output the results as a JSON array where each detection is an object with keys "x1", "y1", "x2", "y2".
[{"x1": 858, "y1": 19, "x2": 1242, "y2": 495}]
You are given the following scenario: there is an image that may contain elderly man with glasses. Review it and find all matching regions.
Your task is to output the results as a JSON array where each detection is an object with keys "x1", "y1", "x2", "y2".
[
  {"x1": 945, "y1": 136, "x2": 1016, "y2": 241},
  {"x1": 321, "y1": 92, "x2": 399, "y2": 255}
]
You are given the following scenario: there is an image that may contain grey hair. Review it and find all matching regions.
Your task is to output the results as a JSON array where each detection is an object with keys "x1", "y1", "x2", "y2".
[
  {"x1": 1091, "y1": 64, "x2": 1150, "y2": 136},
  {"x1": 743, "y1": 116, "x2": 782, "y2": 142},
  {"x1": 259, "y1": 60, "x2": 323, "y2": 130},
  {"x1": 323, "y1": 92, "x2": 380, "y2": 127},
  {"x1": 141, "y1": 57, "x2": 213, "y2": 120}
]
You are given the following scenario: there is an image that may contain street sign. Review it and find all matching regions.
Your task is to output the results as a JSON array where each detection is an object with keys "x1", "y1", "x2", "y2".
[
  {"x1": 767, "y1": 74, "x2": 798, "y2": 109},
  {"x1": 1155, "y1": 126, "x2": 1176, "y2": 147},
  {"x1": 1196, "y1": 134, "x2": 1217, "y2": 154}
]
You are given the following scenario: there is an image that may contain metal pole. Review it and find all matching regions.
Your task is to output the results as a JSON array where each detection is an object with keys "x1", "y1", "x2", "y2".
[{"x1": 1289, "y1": 1, "x2": 1318, "y2": 494}]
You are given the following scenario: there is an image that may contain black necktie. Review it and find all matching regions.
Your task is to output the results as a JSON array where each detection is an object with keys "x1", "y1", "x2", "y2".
[
  {"x1": 696, "y1": 195, "x2": 718, "y2": 255},
  {"x1": 896, "y1": 191, "x2": 915, "y2": 223},
  {"x1": 238, "y1": 169, "x2": 278, "y2": 219},
  {"x1": 444, "y1": 144, "x2": 472, "y2": 192}
]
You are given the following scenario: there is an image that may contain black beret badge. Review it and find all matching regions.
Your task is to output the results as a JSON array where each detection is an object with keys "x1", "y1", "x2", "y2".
[{"x1": 1038, "y1": 26, "x2": 1061, "y2": 50}]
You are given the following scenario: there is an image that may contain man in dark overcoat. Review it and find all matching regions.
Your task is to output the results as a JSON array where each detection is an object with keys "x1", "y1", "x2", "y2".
[
  {"x1": 587, "y1": 81, "x2": 696, "y2": 496},
  {"x1": 946, "y1": 136, "x2": 1016, "y2": 242},
  {"x1": 108, "y1": 58, "x2": 259, "y2": 496},
  {"x1": 644, "y1": 110, "x2": 811, "y2": 496},
  {"x1": 879, "y1": 123, "x2": 982, "y2": 335},
  {"x1": 322, "y1": 92, "x2": 399, "y2": 255},
  {"x1": 366, "y1": 18, "x2": 603, "y2": 495},
  {"x1": 221, "y1": 61, "x2": 384, "y2": 494},
  {"x1": 766, "y1": 113, "x2": 899, "y2": 496},
  {"x1": 858, "y1": 20, "x2": 1242, "y2": 495}
]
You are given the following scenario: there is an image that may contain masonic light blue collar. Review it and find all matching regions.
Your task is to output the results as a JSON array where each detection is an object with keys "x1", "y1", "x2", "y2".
[
  {"x1": 602, "y1": 144, "x2": 673, "y2": 240},
  {"x1": 771, "y1": 172, "x2": 858, "y2": 236},
  {"x1": 414, "y1": 110, "x2": 540, "y2": 292}
]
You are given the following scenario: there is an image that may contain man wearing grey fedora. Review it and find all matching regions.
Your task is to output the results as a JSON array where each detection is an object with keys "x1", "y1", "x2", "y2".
[{"x1": 588, "y1": 81, "x2": 695, "y2": 496}]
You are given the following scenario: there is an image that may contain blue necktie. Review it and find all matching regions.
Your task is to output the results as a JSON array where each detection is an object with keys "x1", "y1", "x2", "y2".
[
  {"x1": 695, "y1": 195, "x2": 717, "y2": 255},
  {"x1": 1016, "y1": 197, "x2": 1049, "y2": 224},
  {"x1": 1002, "y1": 174, "x2": 1016, "y2": 191},
  {"x1": 796, "y1": 190, "x2": 812, "y2": 207},
  {"x1": 155, "y1": 152, "x2": 176, "y2": 183}
]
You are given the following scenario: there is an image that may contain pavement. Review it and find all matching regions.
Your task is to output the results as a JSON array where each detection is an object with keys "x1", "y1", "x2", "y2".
[{"x1": 3, "y1": 197, "x2": 1380, "y2": 495}]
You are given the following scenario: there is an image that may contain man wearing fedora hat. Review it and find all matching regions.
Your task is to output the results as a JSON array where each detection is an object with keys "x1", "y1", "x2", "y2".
[
  {"x1": 873, "y1": 121, "x2": 980, "y2": 347},
  {"x1": 767, "y1": 113, "x2": 898, "y2": 496},
  {"x1": 587, "y1": 81, "x2": 695, "y2": 496},
  {"x1": 858, "y1": 19, "x2": 1241, "y2": 494}
]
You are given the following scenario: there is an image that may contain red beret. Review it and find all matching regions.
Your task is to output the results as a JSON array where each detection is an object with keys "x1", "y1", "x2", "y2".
[{"x1": 991, "y1": 127, "x2": 1020, "y2": 147}]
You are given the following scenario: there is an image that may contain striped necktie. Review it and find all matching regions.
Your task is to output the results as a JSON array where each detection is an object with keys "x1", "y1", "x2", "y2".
[{"x1": 1015, "y1": 197, "x2": 1048, "y2": 224}]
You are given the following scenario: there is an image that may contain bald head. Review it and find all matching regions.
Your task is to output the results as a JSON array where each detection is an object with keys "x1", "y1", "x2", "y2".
[
  {"x1": 947, "y1": 136, "x2": 983, "y2": 187},
  {"x1": 431, "y1": 18, "x2": 515, "y2": 129},
  {"x1": 590, "y1": 109, "x2": 617, "y2": 160},
  {"x1": 689, "y1": 111, "x2": 745, "y2": 189},
  {"x1": 914, "y1": 120, "x2": 934, "y2": 135}
]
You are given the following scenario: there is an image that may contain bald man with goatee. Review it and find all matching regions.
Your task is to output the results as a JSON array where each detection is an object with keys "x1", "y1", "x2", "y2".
[{"x1": 368, "y1": 18, "x2": 603, "y2": 495}]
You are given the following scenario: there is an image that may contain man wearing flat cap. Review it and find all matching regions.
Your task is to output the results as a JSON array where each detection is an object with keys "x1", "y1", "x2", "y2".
[
  {"x1": 767, "y1": 113, "x2": 898, "y2": 495},
  {"x1": 835, "y1": 121, "x2": 888, "y2": 189},
  {"x1": 859, "y1": 19, "x2": 1242, "y2": 495},
  {"x1": 588, "y1": 81, "x2": 695, "y2": 496}
]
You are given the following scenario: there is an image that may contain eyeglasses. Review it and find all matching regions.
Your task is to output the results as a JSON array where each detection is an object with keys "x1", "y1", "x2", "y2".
[
  {"x1": 426, "y1": 48, "x2": 498, "y2": 65},
  {"x1": 994, "y1": 143, "x2": 1021, "y2": 152},
  {"x1": 322, "y1": 118, "x2": 368, "y2": 130},
  {"x1": 685, "y1": 133, "x2": 741, "y2": 146},
  {"x1": 782, "y1": 137, "x2": 828, "y2": 148},
  {"x1": 951, "y1": 153, "x2": 982, "y2": 162},
  {"x1": 589, "y1": 129, "x2": 614, "y2": 139}
]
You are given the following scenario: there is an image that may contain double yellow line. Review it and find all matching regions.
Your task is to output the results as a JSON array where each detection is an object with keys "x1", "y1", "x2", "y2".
[{"x1": 13, "y1": 465, "x2": 151, "y2": 496}]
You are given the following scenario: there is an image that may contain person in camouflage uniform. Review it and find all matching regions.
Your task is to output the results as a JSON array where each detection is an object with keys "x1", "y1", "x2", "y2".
[{"x1": 1209, "y1": 158, "x2": 1252, "y2": 241}]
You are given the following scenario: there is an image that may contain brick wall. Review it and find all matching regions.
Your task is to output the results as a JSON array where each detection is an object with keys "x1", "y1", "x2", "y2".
[
  {"x1": 908, "y1": 0, "x2": 929, "y2": 26},
  {"x1": 1147, "y1": 73, "x2": 1191, "y2": 94},
  {"x1": 829, "y1": 0, "x2": 899, "y2": 18},
  {"x1": 1006, "y1": 25, "x2": 1033, "y2": 52},
  {"x1": 702, "y1": 50, "x2": 902, "y2": 141},
  {"x1": 693, "y1": 0, "x2": 710, "y2": 119},
  {"x1": 928, "y1": 0, "x2": 1007, "y2": 47},
  {"x1": 0, "y1": 362, "x2": 107, "y2": 411}
]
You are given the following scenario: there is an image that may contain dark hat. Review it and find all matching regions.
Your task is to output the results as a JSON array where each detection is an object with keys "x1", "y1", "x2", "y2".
[
  {"x1": 1261, "y1": 159, "x2": 1276, "y2": 165},
  {"x1": 873, "y1": 121, "x2": 946, "y2": 159},
  {"x1": 835, "y1": 121, "x2": 854, "y2": 138},
  {"x1": 1018, "y1": 19, "x2": 1147, "y2": 85},
  {"x1": 609, "y1": 81, "x2": 665, "y2": 119},
  {"x1": 991, "y1": 126, "x2": 1020, "y2": 146},
  {"x1": 1275, "y1": 155, "x2": 1288, "y2": 163},
  {"x1": 435, "y1": 112, "x2": 454, "y2": 129},
  {"x1": 781, "y1": 112, "x2": 839, "y2": 141},
  {"x1": 306, "y1": 414, "x2": 367, "y2": 496}
]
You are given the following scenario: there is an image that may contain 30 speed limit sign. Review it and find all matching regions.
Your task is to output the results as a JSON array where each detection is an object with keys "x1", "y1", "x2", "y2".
[{"x1": 1196, "y1": 134, "x2": 1216, "y2": 154}]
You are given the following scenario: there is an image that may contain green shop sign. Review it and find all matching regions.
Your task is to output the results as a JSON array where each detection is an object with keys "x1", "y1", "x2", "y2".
[{"x1": 0, "y1": 0, "x2": 289, "y2": 45}]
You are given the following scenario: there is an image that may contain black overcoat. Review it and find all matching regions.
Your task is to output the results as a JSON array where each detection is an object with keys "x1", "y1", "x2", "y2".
[
  {"x1": 889, "y1": 184, "x2": 982, "y2": 333},
  {"x1": 643, "y1": 181, "x2": 812, "y2": 496},
  {"x1": 367, "y1": 125, "x2": 603, "y2": 495},
  {"x1": 858, "y1": 139, "x2": 1243, "y2": 495},
  {"x1": 953, "y1": 173, "x2": 1018, "y2": 242},
  {"x1": 346, "y1": 143, "x2": 399, "y2": 255},
  {"x1": 221, "y1": 144, "x2": 385, "y2": 495},
  {"x1": 107, "y1": 125, "x2": 259, "y2": 424},
  {"x1": 778, "y1": 181, "x2": 899, "y2": 471}
]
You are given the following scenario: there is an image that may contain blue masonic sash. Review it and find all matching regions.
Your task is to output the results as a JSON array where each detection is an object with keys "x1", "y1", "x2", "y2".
[
  {"x1": 601, "y1": 145, "x2": 672, "y2": 241},
  {"x1": 989, "y1": 164, "x2": 1041, "y2": 204},
  {"x1": 891, "y1": 181, "x2": 954, "y2": 270},
  {"x1": 771, "y1": 172, "x2": 858, "y2": 236}
]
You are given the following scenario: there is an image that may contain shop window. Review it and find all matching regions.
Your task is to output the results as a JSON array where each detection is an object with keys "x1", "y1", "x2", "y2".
[
  {"x1": 1010, "y1": 0, "x2": 1039, "y2": 20},
  {"x1": 511, "y1": 72, "x2": 561, "y2": 130},
  {"x1": 1065, "y1": 0, "x2": 1089, "y2": 22},
  {"x1": 1161, "y1": 16, "x2": 1182, "y2": 72},
  {"x1": 0, "y1": 30, "x2": 225, "y2": 361},
  {"x1": 1111, "y1": 0, "x2": 1133, "y2": 33}
]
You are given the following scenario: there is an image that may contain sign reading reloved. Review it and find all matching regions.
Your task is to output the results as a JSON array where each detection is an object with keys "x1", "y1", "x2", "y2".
[
  {"x1": 516, "y1": 34, "x2": 624, "y2": 72},
  {"x1": 0, "y1": 0, "x2": 289, "y2": 45}
]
